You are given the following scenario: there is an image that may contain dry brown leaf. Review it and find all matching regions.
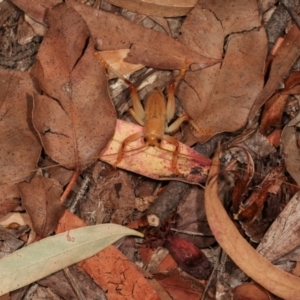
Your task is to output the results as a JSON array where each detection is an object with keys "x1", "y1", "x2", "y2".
[
  {"x1": 177, "y1": 1, "x2": 266, "y2": 143},
  {"x1": 283, "y1": 70, "x2": 300, "y2": 94},
  {"x1": 232, "y1": 283, "x2": 274, "y2": 300},
  {"x1": 204, "y1": 146, "x2": 300, "y2": 299},
  {"x1": 153, "y1": 269, "x2": 205, "y2": 300},
  {"x1": 0, "y1": 199, "x2": 19, "y2": 219},
  {"x1": 31, "y1": 4, "x2": 116, "y2": 173},
  {"x1": 259, "y1": 93, "x2": 289, "y2": 135},
  {"x1": 281, "y1": 113, "x2": 300, "y2": 185},
  {"x1": 19, "y1": 175, "x2": 64, "y2": 238},
  {"x1": 66, "y1": 0, "x2": 221, "y2": 71},
  {"x1": 105, "y1": 0, "x2": 197, "y2": 17},
  {"x1": 10, "y1": 0, "x2": 62, "y2": 23},
  {"x1": 0, "y1": 69, "x2": 41, "y2": 196},
  {"x1": 249, "y1": 25, "x2": 300, "y2": 121}
]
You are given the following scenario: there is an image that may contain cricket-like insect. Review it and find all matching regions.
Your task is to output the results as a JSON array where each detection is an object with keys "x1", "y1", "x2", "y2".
[{"x1": 99, "y1": 56, "x2": 201, "y2": 174}]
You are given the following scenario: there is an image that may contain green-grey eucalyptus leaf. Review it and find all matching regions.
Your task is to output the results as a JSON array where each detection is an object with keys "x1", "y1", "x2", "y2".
[{"x1": 0, "y1": 224, "x2": 143, "y2": 295}]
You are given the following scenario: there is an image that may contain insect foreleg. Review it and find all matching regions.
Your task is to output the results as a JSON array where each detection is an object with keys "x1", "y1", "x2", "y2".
[{"x1": 115, "y1": 131, "x2": 144, "y2": 166}]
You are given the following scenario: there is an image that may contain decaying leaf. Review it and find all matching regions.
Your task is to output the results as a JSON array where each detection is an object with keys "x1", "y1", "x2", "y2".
[
  {"x1": 31, "y1": 4, "x2": 116, "y2": 172},
  {"x1": 10, "y1": 0, "x2": 62, "y2": 23},
  {"x1": 66, "y1": 0, "x2": 221, "y2": 71},
  {"x1": 19, "y1": 175, "x2": 65, "y2": 238},
  {"x1": 237, "y1": 165, "x2": 285, "y2": 224},
  {"x1": 0, "y1": 69, "x2": 41, "y2": 195},
  {"x1": 153, "y1": 269, "x2": 205, "y2": 300},
  {"x1": 204, "y1": 146, "x2": 300, "y2": 299},
  {"x1": 232, "y1": 283, "x2": 274, "y2": 300},
  {"x1": 105, "y1": 0, "x2": 197, "y2": 17},
  {"x1": 177, "y1": 0, "x2": 267, "y2": 143},
  {"x1": 281, "y1": 112, "x2": 300, "y2": 185},
  {"x1": 259, "y1": 93, "x2": 289, "y2": 135},
  {"x1": 249, "y1": 25, "x2": 300, "y2": 121},
  {"x1": 100, "y1": 120, "x2": 211, "y2": 184}
]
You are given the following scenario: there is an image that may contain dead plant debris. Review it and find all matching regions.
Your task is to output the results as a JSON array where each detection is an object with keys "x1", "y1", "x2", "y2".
[{"x1": 1, "y1": 0, "x2": 300, "y2": 299}]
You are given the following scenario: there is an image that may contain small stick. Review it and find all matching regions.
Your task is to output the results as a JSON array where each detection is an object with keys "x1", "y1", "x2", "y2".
[
  {"x1": 147, "y1": 181, "x2": 189, "y2": 227},
  {"x1": 60, "y1": 168, "x2": 80, "y2": 203}
]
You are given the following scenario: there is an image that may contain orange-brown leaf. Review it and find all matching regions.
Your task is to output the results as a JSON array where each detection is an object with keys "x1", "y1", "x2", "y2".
[
  {"x1": 31, "y1": 4, "x2": 116, "y2": 172},
  {"x1": 0, "y1": 69, "x2": 41, "y2": 193},
  {"x1": 19, "y1": 175, "x2": 64, "y2": 238}
]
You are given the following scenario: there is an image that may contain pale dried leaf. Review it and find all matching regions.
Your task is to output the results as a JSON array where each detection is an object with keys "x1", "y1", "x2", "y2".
[
  {"x1": 100, "y1": 120, "x2": 211, "y2": 184},
  {"x1": 95, "y1": 49, "x2": 144, "y2": 78}
]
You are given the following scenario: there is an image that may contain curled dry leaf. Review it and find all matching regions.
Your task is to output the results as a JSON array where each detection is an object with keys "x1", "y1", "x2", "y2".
[
  {"x1": 204, "y1": 146, "x2": 300, "y2": 299},
  {"x1": 19, "y1": 175, "x2": 65, "y2": 238},
  {"x1": 0, "y1": 69, "x2": 41, "y2": 198},
  {"x1": 105, "y1": 0, "x2": 197, "y2": 17},
  {"x1": 249, "y1": 25, "x2": 300, "y2": 121},
  {"x1": 281, "y1": 113, "x2": 300, "y2": 185},
  {"x1": 177, "y1": 0, "x2": 267, "y2": 143},
  {"x1": 259, "y1": 93, "x2": 289, "y2": 135},
  {"x1": 66, "y1": 0, "x2": 221, "y2": 71},
  {"x1": 100, "y1": 120, "x2": 211, "y2": 184},
  {"x1": 31, "y1": 4, "x2": 116, "y2": 172}
]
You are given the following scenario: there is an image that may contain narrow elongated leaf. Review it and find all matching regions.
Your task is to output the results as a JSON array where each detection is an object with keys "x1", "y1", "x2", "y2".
[{"x1": 0, "y1": 224, "x2": 142, "y2": 295}]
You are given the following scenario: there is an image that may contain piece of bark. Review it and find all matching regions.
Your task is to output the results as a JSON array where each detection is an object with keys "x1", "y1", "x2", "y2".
[{"x1": 38, "y1": 265, "x2": 107, "y2": 300}]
